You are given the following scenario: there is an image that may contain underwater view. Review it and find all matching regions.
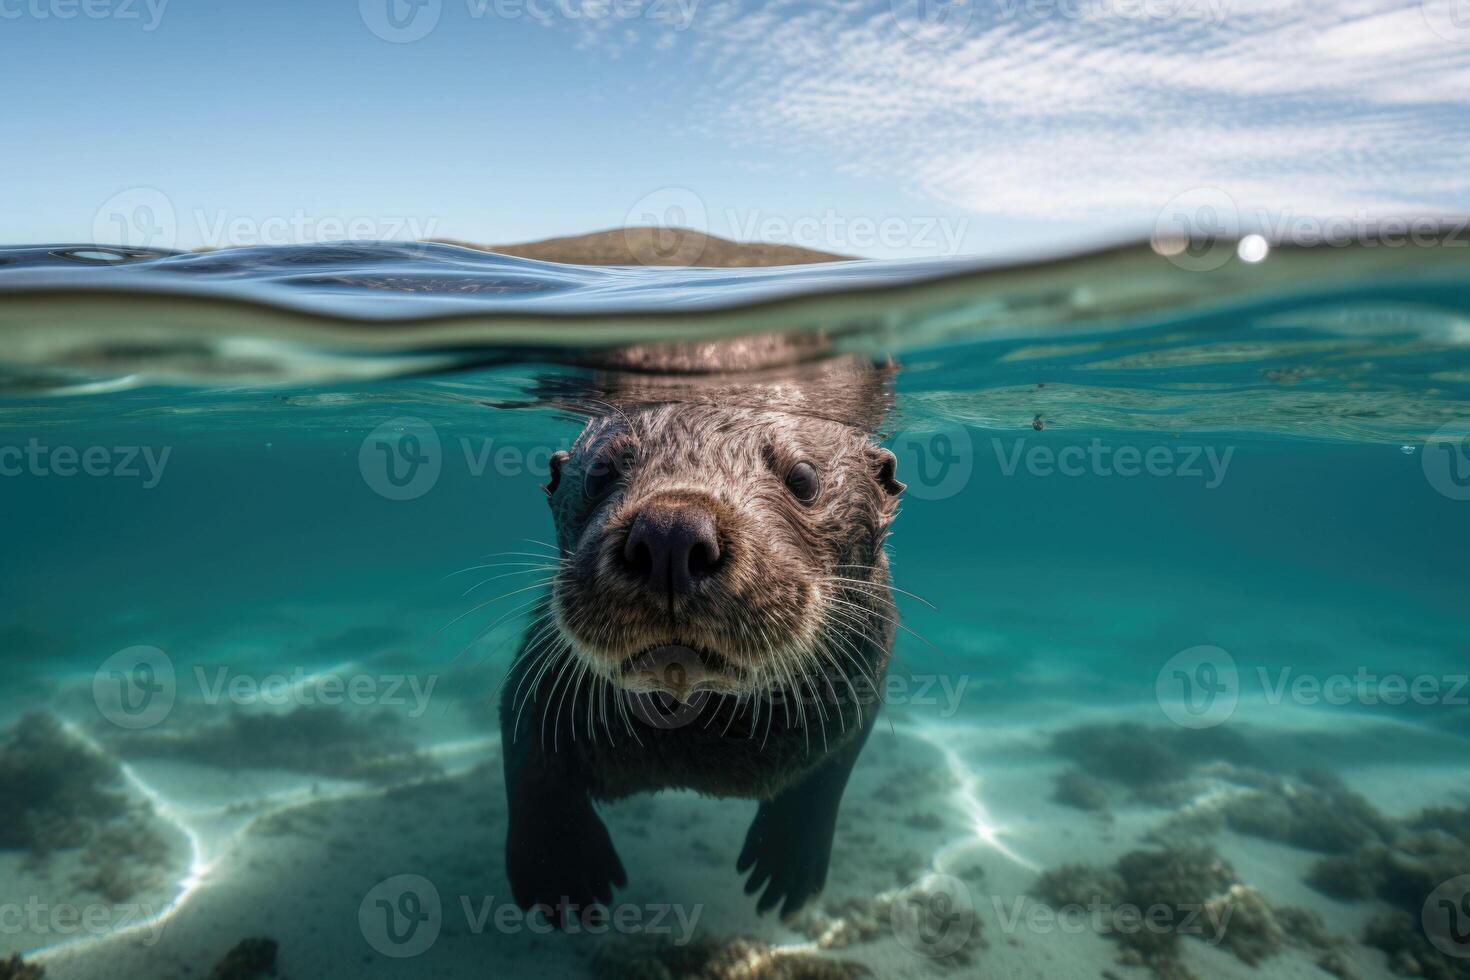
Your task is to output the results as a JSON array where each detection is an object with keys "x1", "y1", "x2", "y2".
[{"x1": 2, "y1": 237, "x2": 1469, "y2": 980}]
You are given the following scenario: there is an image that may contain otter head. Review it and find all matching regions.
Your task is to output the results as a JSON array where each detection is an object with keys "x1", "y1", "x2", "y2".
[{"x1": 546, "y1": 403, "x2": 904, "y2": 701}]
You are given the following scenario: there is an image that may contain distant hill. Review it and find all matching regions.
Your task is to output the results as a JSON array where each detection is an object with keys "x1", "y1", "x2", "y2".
[{"x1": 437, "y1": 227, "x2": 849, "y2": 267}]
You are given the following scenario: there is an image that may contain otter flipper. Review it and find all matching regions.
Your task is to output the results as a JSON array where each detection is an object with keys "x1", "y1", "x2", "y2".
[
  {"x1": 505, "y1": 776, "x2": 626, "y2": 924},
  {"x1": 501, "y1": 643, "x2": 626, "y2": 926},
  {"x1": 737, "y1": 717, "x2": 873, "y2": 918}
]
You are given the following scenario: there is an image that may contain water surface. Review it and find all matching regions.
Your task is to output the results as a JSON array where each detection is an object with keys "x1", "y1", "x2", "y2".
[{"x1": 2, "y1": 238, "x2": 1469, "y2": 980}]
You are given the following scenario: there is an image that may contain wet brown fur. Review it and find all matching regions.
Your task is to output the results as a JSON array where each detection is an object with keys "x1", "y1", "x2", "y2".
[{"x1": 499, "y1": 351, "x2": 904, "y2": 922}]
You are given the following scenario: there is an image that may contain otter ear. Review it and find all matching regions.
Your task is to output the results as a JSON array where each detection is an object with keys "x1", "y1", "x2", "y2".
[
  {"x1": 545, "y1": 450, "x2": 570, "y2": 498},
  {"x1": 868, "y1": 446, "x2": 905, "y2": 497}
]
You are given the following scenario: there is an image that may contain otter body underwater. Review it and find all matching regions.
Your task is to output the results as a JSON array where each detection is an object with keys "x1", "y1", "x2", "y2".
[{"x1": 499, "y1": 363, "x2": 906, "y2": 923}]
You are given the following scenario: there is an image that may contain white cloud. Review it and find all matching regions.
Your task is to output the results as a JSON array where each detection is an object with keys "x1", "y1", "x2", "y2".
[{"x1": 576, "y1": 0, "x2": 1470, "y2": 224}]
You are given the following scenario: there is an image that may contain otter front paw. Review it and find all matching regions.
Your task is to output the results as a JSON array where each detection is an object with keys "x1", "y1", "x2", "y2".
[
  {"x1": 506, "y1": 794, "x2": 626, "y2": 926},
  {"x1": 737, "y1": 799, "x2": 836, "y2": 918}
]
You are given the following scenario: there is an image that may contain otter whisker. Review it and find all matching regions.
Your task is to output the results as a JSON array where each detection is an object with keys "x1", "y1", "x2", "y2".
[
  {"x1": 771, "y1": 652, "x2": 807, "y2": 754},
  {"x1": 453, "y1": 593, "x2": 550, "y2": 662},
  {"x1": 541, "y1": 648, "x2": 581, "y2": 753},
  {"x1": 476, "y1": 549, "x2": 571, "y2": 562},
  {"x1": 759, "y1": 685, "x2": 777, "y2": 752},
  {"x1": 511, "y1": 631, "x2": 566, "y2": 734},
  {"x1": 789, "y1": 656, "x2": 814, "y2": 753},
  {"x1": 797, "y1": 645, "x2": 830, "y2": 755},
  {"x1": 748, "y1": 678, "x2": 763, "y2": 740},
  {"x1": 826, "y1": 594, "x2": 933, "y2": 649},
  {"x1": 813, "y1": 627, "x2": 858, "y2": 732},
  {"x1": 439, "y1": 580, "x2": 558, "y2": 634},
  {"x1": 583, "y1": 662, "x2": 603, "y2": 747},
  {"x1": 597, "y1": 676, "x2": 617, "y2": 747},
  {"x1": 516, "y1": 626, "x2": 570, "y2": 737},
  {"x1": 462, "y1": 570, "x2": 557, "y2": 598},
  {"x1": 819, "y1": 613, "x2": 883, "y2": 708},
  {"x1": 508, "y1": 646, "x2": 559, "y2": 743},
  {"x1": 564, "y1": 658, "x2": 592, "y2": 750},
  {"x1": 823, "y1": 575, "x2": 935, "y2": 610},
  {"x1": 803, "y1": 641, "x2": 840, "y2": 740},
  {"x1": 718, "y1": 692, "x2": 745, "y2": 737},
  {"x1": 613, "y1": 681, "x2": 643, "y2": 746},
  {"x1": 772, "y1": 652, "x2": 795, "y2": 732},
  {"x1": 445, "y1": 560, "x2": 558, "y2": 580},
  {"x1": 553, "y1": 655, "x2": 585, "y2": 751},
  {"x1": 481, "y1": 609, "x2": 557, "y2": 705}
]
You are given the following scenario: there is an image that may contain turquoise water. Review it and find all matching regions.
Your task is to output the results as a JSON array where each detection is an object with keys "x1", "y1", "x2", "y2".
[{"x1": 2, "y1": 240, "x2": 1470, "y2": 979}]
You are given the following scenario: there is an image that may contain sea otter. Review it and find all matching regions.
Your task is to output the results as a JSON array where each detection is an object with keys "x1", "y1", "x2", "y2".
[{"x1": 499, "y1": 352, "x2": 904, "y2": 923}]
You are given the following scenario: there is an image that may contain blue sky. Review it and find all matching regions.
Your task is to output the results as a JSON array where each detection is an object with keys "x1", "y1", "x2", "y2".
[{"x1": 2, "y1": 0, "x2": 1468, "y2": 258}]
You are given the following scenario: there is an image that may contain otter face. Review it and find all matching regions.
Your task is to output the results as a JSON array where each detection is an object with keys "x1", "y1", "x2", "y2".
[{"x1": 546, "y1": 403, "x2": 904, "y2": 699}]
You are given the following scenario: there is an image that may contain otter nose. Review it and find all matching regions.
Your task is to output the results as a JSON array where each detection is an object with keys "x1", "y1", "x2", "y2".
[{"x1": 622, "y1": 504, "x2": 722, "y2": 596}]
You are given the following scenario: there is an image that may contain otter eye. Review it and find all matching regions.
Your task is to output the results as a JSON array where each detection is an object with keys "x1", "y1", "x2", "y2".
[
  {"x1": 545, "y1": 450, "x2": 569, "y2": 497},
  {"x1": 784, "y1": 461, "x2": 820, "y2": 504},
  {"x1": 584, "y1": 446, "x2": 634, "y2": 502}
]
